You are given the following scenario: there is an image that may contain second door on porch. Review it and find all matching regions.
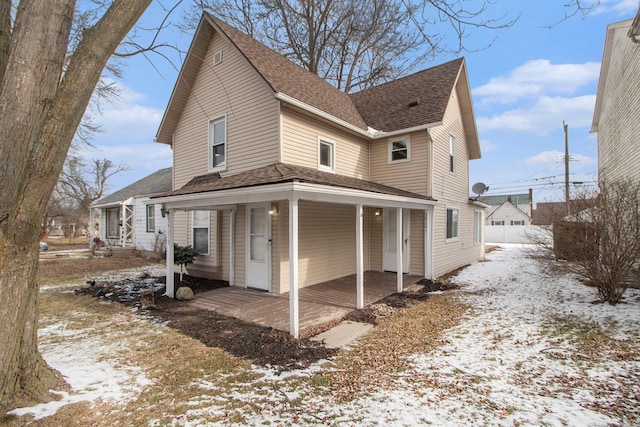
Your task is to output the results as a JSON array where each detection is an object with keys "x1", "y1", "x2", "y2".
[
  {"x1": 246, "y1": 203, "x2": 270, "y2": 291},
  {"x1": 382, "y1": 208, "x2": 410, "y2": 273}
]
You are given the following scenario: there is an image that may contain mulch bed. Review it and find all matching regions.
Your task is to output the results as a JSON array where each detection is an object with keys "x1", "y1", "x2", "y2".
[{"x1": 74, "y1": 273, "x2": 457, "y2": 370}]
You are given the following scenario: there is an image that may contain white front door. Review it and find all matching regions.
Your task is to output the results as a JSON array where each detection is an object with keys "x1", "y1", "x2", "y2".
[
  {"x1": 383, "y1": 208, "x2": 410, "y2": 273},
  {"x1": 246, "y1": 203, "x2": 270, "y2": 291}
]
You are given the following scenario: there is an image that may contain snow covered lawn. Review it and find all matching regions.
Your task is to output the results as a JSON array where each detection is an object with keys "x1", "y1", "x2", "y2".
[{"x1": 10, "y1": 244, "x2": 640, "y2": 426}]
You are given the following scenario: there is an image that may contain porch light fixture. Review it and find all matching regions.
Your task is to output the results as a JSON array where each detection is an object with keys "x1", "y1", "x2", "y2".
[
  {"x1": 374, "y1": 209, "x2": 382, "y2": 216},
  {"x1": 161, "y1": 207, "x2": 170, "y2": 218},
  {"x1": 269, "y1": 203, "x2": 279, "y2": 216}
]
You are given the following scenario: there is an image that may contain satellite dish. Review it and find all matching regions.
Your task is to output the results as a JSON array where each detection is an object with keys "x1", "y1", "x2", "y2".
[{"x1": 472, "y1": 182, "x2": 488, "y2": 196}]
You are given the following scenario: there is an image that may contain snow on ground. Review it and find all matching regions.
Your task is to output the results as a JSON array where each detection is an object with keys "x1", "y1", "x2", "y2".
[
  {"x1": 13, "y1": 245, "x2": 640, "y2": 425},
  {"x1": 8, "y1": 312, "x2": 158, "y2": 421},
  {"x1": 172, "y1": 244, "x2": 640, "y2": 426}
]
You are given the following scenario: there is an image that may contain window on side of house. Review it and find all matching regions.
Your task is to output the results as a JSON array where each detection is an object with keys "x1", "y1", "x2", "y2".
[
  {"x1": 209, "y1": 116, "x2": 226, "y2": 171},
  {"x1": 449, "y1": 135, "x2": 455, "y2": 173},
  {"x1": 146, "y1": 204, "x2": 155, "y2": 232},
  {"x1": 491, "y1": 220, "x2": 505, "y2": 226},
  {"x1": 511, "y1": 220, "x2": 525, "y2": 226},
  {"x1": 192, "y1": 210, "x2": 210, "y2": 255},
  {"x1": 446, "y1": 208, "x2": 459, "y2": 239},
  {"x1": 474, "y1": 211, "x2": 482, "y2": 244},
  {"x1": 318, "y1": 138, "x2": 335, "y2": 172},
  {"x1": 106, "y1": 207, "x2": 119, "y2": 239},
  {"x1": 389, "y1": 137, "x2": 410, "y2": 163}
]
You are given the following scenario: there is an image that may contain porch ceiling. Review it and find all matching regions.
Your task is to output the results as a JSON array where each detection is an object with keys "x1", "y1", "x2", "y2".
[{"x1": 191, "y1": 271, "x2": 423, "y2": 337}]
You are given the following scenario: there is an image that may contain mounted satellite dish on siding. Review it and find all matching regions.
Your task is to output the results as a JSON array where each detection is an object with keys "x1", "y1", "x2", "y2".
[{"x1": 471, "y1": 182, "x2": 488, "y2": 200}]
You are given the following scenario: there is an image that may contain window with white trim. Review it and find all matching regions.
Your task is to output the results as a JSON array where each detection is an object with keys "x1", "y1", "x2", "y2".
[
  {"x1": 209, "y1": 116, "x2": 226, "y2": 171},
  {"x1": 474, "y1": 211, "x2": 482, "y2": 244},
  {"x1": 389, "y1": 137, "x2": 410, "y2": 163},
  {"x1": 146, "y1": 204, "x2": 155, "y2": 232},
  {"x1": 192, "y1": 210, "x2": 210, "y2": 255},
  {"x1": 511, "y1": 220, "x2": 525, "y2": 226},
  {"x1": 449, "y1": 135, "x2": 455, "y2": 173},
  {"x1": 446, "y1": 208, "x2": 459, "y2": 239},
  {"x1": 318, "y1": 138, "x2": 335, "y2": 172},
  {"x1": 491, "y1": 220, "x2": 505, "y2": 226}
]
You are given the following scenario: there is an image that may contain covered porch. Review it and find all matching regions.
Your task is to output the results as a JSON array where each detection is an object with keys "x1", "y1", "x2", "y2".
[{"x1": 192, "y1": 271, "x2": 424, "y2": 337}]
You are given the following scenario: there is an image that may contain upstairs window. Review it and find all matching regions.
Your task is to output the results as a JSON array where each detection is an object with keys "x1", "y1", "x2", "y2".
[
  {"x1": 449, "y1": 135, "x2": 455, "y2": 173},
  {"x1": 318, "y1": 138, "x2": 335, "y2": 172},
  {"x1": 209, "y1": 116, "x2": 226, "y2": 171},
  {"x1": 389, "y1": 137, "x2": 410, "y2": 163}
]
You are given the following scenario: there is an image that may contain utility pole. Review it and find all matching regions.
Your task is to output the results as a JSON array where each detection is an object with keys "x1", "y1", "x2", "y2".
[{"x1": 563, "y1": 121, "x2": 570, "y2": 216}]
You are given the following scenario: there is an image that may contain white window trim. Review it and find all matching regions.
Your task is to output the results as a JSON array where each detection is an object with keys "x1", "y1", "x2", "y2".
[
  {"x1": 146, "y1": 204, "x2": 155, "y2": 233},
  {"x1": 208, "y1": 115, "x2": 227, "y2": 173},
  {"x1": 388, "y1": 136, "x2": 411, "y2": 164},
  {"x1": 449, "y1": 135, "x2": 455, "y2": 174},
  {"x1": 317, "y1": 137, "x2": 336, "y2": 173},
  {"x1": 192, "y1": 210, "x2": 210, "y2": 256},
  {"x1": 445, "y1": 206, "x2": 459, "y2": 241},
  {"x1": 474, "y1": 210, "x2": 482, "y2": 245}
]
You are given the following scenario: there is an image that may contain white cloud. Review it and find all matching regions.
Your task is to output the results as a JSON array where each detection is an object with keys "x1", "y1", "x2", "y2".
[
  {"x1": 473, "y1": 60, "x2": 600, "y2": 104},
  {"x1": 476, "y1": 94, "x2": 596, "y2": 135},
  {"x1": 84, "y1": 81, "x2": 164, "y2": 144},
  {"x1": 594, "y1": 0, "x2": 639, "y2": 15}
]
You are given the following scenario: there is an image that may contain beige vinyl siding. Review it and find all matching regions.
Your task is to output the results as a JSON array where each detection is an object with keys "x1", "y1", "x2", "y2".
[
  {"x1": 370, "y1": 130, "x2": 429, "y2": 195},
  {"x1": 280, "y1": 108, "x2": 369, "y2": 179},
  {"x1": 367, "y1": 207, "x2": 383, "y2": 271},
  {"x1": 275, "y1": 201, "x2": 356, "y2": 292},
  {"x1": 597, "y1": 22, "x2": 640, "y2": 184},
  {"x1": 172, "y1": 30, "x2": 279, "y2": 189},
  {"x1": 429, "y1": 82, "x2": 484, "y2": 277},
  {"x1": 410, "y1": 210, "x2": 425, "y2": 276}
]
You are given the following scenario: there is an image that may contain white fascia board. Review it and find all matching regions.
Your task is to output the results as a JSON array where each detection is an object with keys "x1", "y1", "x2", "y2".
[
  {"x1": 153, "y1": 181, "x2": 436, "y2": 211},
  {"x1": 371, "y1": 122, "x2": 442, "y2": 139},
  {"x1": 275, "y1": 92, "x2": 442, "y2": 141},
  {"x1": 90, "y1": 201, "x2": 122, "y2": 209}
]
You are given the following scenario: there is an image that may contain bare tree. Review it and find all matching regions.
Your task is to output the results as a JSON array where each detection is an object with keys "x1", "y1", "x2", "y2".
[
  {"x1": 563, "y1": 180, "x2": 640, "y2": 305},
  {"x1": 57, "y1": 156, "x2": 129, "y2": 213},
  {"x1": 184, "y1": 0, "x2": 517, "y2": 92},
  {"x1": 0, "y1": 0, "x2": 154, "y2": 413}
]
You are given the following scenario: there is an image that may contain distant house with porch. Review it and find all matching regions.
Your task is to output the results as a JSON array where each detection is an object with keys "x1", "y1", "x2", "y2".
[
  {"x1": 153, "y1": 14, "x2": 485, "y2": 337},
  {"x1": 90, "y1": 167, "x2": 172, "y2": 253}
]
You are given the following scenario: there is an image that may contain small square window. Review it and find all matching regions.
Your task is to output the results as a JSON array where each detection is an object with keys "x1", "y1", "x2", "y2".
[
  {"x1": 318, "y1": 138, "x2": 335, "y2": 172},
  {"x1": 389, "y1": 137, "x2": 410, "y2": 163}
]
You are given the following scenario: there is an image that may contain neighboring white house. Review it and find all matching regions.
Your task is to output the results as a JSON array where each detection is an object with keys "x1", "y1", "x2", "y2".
[
  {"x1": 90, "y1": 167, "x2": 172, "y2": 252},
  {"x1": 486, "y1": 200, "x2": 532, "y2": 226},
  {"x1": 592, "y1": 11, "x2": 640, "y2": 183}
]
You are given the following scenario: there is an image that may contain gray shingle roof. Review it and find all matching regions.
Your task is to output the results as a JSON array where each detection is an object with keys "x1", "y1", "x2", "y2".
[
  {"x1": 155, "y1": 163, "x2": 433, "y2": 201},
  {"x1": 92, "y1": 167, "x2": 172, "y2": 207},
  {"x1": 349, "y1": 58, "x2": 464, "y2": 132},
  {"x1": 477, "y1": 193, "x2": 531, "y2": 207}
]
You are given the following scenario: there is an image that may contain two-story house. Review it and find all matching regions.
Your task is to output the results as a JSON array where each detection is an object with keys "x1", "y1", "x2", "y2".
[
  {"x1": 153, "y1": 14, "x2": 485, "y2": 336},
  {"x1": 592, "y1": 10, "x2": 640, "y2": 183}
]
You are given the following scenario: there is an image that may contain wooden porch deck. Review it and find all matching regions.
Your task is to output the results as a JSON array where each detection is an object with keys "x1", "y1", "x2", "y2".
[{"x1": 192, "y1": 271, "x2": 423, "y2": 336}]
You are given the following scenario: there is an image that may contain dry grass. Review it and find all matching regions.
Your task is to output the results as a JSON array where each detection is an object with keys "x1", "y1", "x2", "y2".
[{"x1": 6, "y1": 255, "x2": 468, "y2": 426}]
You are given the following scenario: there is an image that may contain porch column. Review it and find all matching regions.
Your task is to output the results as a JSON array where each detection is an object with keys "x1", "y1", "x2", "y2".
[
  {"x1": 396, "y1": 207, "x2": 403, "y2": 293},
  {"x1": 229, "y1": 208, "x2": 235, "y2": 287},
  {"x1": 356, "y1": 204, "x2": 364, "y2": 309},
  {"x1": 165, "y1": 208, "x2": 175, "y2": 298},
  {"x1": 120, "y1": 202, "x2": 126, "y2": 247},
  {"x1": 289, "y1": 198, "x2": 299, "y2": 338}
]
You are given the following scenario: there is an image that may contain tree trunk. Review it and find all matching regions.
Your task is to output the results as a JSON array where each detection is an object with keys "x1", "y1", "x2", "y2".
[{"x1": 0, "y1": 0, "x2": 152, "y2": 414}]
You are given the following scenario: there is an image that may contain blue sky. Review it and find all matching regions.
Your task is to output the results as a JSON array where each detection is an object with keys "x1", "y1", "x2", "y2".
[{"x1": 78, "y1": 0, "x2": 639, "y2": 205}]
